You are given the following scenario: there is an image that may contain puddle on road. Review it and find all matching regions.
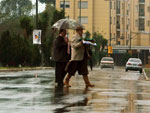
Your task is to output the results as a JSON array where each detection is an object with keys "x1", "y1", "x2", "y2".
[{"x1": 0, "y1": 69, "x2": 150, "y2": 113}]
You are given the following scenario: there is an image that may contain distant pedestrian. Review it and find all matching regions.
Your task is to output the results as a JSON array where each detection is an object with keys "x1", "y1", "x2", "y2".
[
  {"x1": 64, "y1": 26, "x2": 94, "y2": 88},
  {"x1": 53, "y1": 29, "x2": 70, "y2": 87}
]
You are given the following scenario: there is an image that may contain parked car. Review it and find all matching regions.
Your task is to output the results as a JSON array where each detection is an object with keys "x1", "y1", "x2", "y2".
[
  {"x1": 100, "y1": 57, "x2": 114, "y2": 69},
  {"x1": 125, "y1": 58, "x2": 143, "y2": 73}
]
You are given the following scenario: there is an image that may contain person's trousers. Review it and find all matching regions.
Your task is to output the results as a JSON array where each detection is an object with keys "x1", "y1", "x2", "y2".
[{"x1": 55, "y1": 62, "x2": 68, "y2": 86}]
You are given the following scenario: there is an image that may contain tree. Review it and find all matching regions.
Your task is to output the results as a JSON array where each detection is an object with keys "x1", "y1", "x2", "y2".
[
  {"x1": 85, "y1": 31, "x2": 91, "y2": 39},
  {"x1": 0, "y1": 31, "x2": 12, "y2": 66},
  {"x1": 0, "y1": 0, "x2": 32, "y2": 22},
  {"x1": 51, "y1": 9, "x2": 65, "y2": 25},
  {"x1": 0, "y1": 30, "x2": 41, "y2": 66},
  {"x1": 38, "y1": 11, "x2": 49, "y2": 40},
  {"x1": 38, "y1": 11, "x2": 50, "y2": 65},
  {"x1": 20, "y1": 16, "x2": 33, "y2": 39},
  {"x1": 36, "y1": 8, "x2": 65, "y2": 66},
  {"x1": 93, "y1": 32, "x2": 108, "y2": 65},
  {"x1": 93, "y1": 32, "x2": 108, "y2": 52}
]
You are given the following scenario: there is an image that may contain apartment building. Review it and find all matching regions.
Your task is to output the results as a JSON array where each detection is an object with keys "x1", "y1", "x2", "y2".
[
  {"x1": 56, "y1": 0, "x2": 110, "y2": 41},
  {"x1": 114, "y1": 0, "x2": 150, "y2": 47},
  {"x1": 56, "y1": 0, "x2": 150, "y2": 65}
]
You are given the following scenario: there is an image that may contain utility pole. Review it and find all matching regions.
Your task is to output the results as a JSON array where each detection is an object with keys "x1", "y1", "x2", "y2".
[
  {"x1": 130, "y1": 33, "x2": 131, "y2": 50},
  {"x1": 36, "y1": 0, "x2": 43, "y2": 65},
  {"x1": 109, "y1": 0, "x2": 112, "y2": 46},
  {"x1": 105, "y1": 0, "x2": 112, "y2": 46},
  {"x1": 129, "y1": 0, "x2": 132, "y2": 50},
  {"x1": 36, "y1": 0, "x2": 38, "y2": 29},
  {"x1": 79, "y1": 0, "x2": 81, "y2": 23},
  {"x1": 105, "y1": 0, "x2": 112, "y2": 56}
]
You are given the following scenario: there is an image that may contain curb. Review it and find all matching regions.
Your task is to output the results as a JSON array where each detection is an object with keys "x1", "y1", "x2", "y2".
[{"x1": 143, "y1": 69, "x2": 149, "y2": 80}]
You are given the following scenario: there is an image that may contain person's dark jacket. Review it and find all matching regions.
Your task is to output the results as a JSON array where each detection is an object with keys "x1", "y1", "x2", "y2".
[{"x1": 53, "y1": 36, "x2": 70, "y2": 62}]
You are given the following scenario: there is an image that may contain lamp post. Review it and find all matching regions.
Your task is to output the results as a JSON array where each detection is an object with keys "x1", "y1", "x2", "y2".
[{"x1": 36, "y1": 0, "x2": 38, "y2": 29}]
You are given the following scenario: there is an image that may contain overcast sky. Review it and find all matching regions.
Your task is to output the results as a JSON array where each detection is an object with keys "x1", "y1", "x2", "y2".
[
  {"x1": 0, "y1": 0, "x2": 46, "y2": 14},
  {"x1": 32, "y1": 0, "x2": 45, "y2": 14}
]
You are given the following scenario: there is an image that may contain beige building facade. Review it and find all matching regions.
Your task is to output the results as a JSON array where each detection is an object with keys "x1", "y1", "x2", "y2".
[
  {"x1": 56, "y1": 0, "x2": 150, "y2": 47},
  {"x1": 56, "y1": 0, "x2": 110, "y2": 41},
  {"x1": 56, "y1": 0, "x2": 150, "y2": 66}
]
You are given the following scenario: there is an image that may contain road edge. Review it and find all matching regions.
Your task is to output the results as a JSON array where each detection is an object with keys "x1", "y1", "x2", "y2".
[
  {"x1": 0, "y1": 67, "x2": 53, "y2": 72},
  {"x1": 143, "y1": 69, "x2": 149, "y2": 80}
]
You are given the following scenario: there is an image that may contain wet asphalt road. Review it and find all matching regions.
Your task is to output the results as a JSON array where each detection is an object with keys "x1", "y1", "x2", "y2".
[{"x1": 0, "y1": 67, "x2": 150, "y2": 113}]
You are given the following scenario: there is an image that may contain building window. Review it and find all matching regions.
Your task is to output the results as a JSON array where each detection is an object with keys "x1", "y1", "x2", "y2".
[
  {"x1": 60, "y1": 1, "x2": 70, "y2": 8},
  {"x1": 117, "y1": 41, "x2": 120, "y2": 45},
  {"x1": 127, "y1": 10, "x2": 129, "y2": 16},
  {"x1": 116, "y1": 17, "x2": 120, "y2": 29},
  {"x1": 117, "y1": 31, "x2": 120, "y2": 38},
  {"x1": 116, "y1": 1, "x2": 120, "y2": 14},
  {"x1": 78, "y1": 1, "x2": 88, "y2": 9},
  {"x1": 128, "y1": 19, "x2": 130, "y2": 25},
  {"x1": 139, "y1": 4, "x2": 145, "y2": 16},
  {"x1": 110, "y1": 1, "x2": 112, "y2": 9},
  {"x1": 126, "y1": 25, "x2": 129, "y2": 30},
  {"x1": 139, "y1": 18, "x2": 145, "y2": 31},
  {"x1": 78, "y1": 16, "x2": 88, "y2": 24},
  {"x1": 126, "y1": 40, "x2": 128, "y2": 45}
]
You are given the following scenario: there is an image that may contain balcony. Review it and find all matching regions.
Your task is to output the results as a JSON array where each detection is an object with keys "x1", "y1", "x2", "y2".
[
  {"x1": 139, "y1": 0, "x2": 145, "y2": 3},
  {"x1": 139, "y1": 0, "x2": 145, "y2": 4}
]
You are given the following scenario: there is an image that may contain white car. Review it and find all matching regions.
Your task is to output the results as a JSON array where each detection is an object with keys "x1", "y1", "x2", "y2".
[
  {"x1": 100, "y1": 57, "x2": 114, "y2": 69},
  {"x1": 125, "y1": 58, "x2": 143, "y2": 73}
]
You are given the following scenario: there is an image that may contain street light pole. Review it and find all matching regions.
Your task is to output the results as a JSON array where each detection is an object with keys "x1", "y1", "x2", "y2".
[{"x1": 36, "y1": 0, "x2": 38, "y2": 29}]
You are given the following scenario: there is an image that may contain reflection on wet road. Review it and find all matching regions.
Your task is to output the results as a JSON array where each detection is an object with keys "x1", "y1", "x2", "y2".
[{"x1": 0, "y1": 67, "x2": 150, "y2": 113}]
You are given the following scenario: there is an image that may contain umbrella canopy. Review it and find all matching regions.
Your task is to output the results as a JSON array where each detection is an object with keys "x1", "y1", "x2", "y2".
[{"x1": 52, "y1": 19, "x2": 85, "y2": 30}]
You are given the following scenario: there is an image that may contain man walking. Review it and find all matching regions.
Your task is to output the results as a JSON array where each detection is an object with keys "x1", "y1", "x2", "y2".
[{"x1": 53, "y1": 29, "x2": 70, "y2": 87}]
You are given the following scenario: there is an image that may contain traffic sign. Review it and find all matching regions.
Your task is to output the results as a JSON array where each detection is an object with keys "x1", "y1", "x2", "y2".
[{"x1": 108, "y1": 46, "x2": 113, "y2": 54}]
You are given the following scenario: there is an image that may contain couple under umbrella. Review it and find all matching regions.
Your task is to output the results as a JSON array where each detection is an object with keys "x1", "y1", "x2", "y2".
[{"x1": 53, "y1": 19, "x2": 94, "y2": 88}]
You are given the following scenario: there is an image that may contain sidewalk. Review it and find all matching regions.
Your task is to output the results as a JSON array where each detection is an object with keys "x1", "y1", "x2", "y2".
[{"x1": 0, "y1": 67, "x2": 53, "y2": 72}]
